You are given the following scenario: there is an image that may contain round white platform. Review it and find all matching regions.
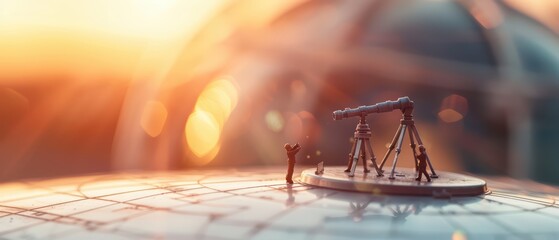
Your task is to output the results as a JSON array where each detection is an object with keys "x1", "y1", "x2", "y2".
[{"x1": 300, "y1": 167, "x2": 487, "y2": 196}]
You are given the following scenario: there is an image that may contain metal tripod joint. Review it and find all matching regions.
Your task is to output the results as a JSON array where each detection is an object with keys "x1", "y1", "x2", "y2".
[
  {"x1": 401, "y1": 101, "x2": 414, "y2": 116},
  {"x1": 359, "y1": 114, "x2": 367, "y2": 124}
]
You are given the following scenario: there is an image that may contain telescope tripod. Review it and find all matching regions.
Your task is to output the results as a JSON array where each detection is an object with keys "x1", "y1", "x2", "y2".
[
  {"x1": 344, "y1": 115, "x2": 383, "y2": 177},
  {"x1": 378, "y1": 109, "x2": 438, "y2": 179}
]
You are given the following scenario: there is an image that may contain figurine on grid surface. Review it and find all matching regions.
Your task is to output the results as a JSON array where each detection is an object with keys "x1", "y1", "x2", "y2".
[
  {"x1": 415, "y1": 145, "x2": 431, "y2": 182},
  {"x1": 284, "y1": 143, "x2": 301, "y2": 184}
]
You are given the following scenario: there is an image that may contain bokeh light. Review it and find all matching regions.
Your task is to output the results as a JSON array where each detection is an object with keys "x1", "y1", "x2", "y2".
[
  {"x1": 265, "y1": 110, "x2": 285, "y2": 132},
  {"x1": 195, "y1": 79, "x2": 238, "y2": 128},
  {"x1": 185, "y1": 77, "x2": 238, "y2": 164},
  {"x1": 140, "y1": 101, "x2": 168, "y2": 137},
  {"x1": 438, "y1": 109, "x2": 464, "y2": 123},
  {"x1": 438, "y1": 94, "x2": 468, "y2": 123},
  {"x1": 452, "y1": 230, "x2": 468, "y2": 240},
  {"x1": 185, "y1": 110, "x2": 220, "y2": 158}
]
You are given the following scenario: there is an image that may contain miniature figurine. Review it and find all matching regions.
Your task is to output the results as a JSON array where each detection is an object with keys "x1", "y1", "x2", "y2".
[
  {"x1": 415, "y1": 145, "x2": 431, "y2": 182},
  {"x1": 284, "y1": 143, "x2": 301, "y2": 184}
]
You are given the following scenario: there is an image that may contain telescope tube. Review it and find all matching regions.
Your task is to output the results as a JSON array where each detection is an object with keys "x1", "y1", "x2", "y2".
[{"x1": 332, "y1": 97, "x2": 413, "y2": 120}]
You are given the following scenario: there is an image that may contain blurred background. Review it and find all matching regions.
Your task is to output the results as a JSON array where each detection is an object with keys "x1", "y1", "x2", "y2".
[{"x1": 1, "y1": 0, "x2": 559, "y2": 184}]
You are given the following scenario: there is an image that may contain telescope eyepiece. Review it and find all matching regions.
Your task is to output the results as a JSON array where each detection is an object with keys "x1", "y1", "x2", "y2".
[{"x1": 332, "y1": 109, "x2": 346, "y2": 120}]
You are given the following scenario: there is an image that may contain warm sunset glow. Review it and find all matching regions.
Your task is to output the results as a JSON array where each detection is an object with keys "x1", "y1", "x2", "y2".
[
  {"x1": 140, "y1": 101, "x2": 168, "y2": 137},
  {"x1": 0, "y1": 0, "x2": 225, "y2": 81}
]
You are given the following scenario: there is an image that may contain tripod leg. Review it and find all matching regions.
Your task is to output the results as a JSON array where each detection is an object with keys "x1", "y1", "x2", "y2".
[
  {"x1": 379, "y1": 124, "x2": 403, "y2": 171},
  {"x1": 408, "y1": 127, "x2": 419, "y2": 173},
  {"x1": 389, "y1": 125, "x2": 407, "y2": 179},
  {"x1": 349, "y1": 138, "x2": 363, "y2": 177},
  {"x1": 345, "y1": 138, "x2": 358, "y2": 172},
  {"x1": 364, "y1": 139, "x2": 383, "y2": 176},
  {"x1": 361, "y1": 141, "x2": 370, "y2": 173},
  {"x1": 410, "y1": 125, "x2": 438, "y2": 178}
]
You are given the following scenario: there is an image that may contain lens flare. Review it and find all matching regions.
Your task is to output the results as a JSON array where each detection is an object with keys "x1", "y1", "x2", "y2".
[
  {"x1": 206, "y1": 77, "x2": 238, "y2": 110},
  {"x1": 140, "y1": 101, "x2": 168, "y2": 137},
  {"x1": 195, "y1": 89, "x2": 230, "y2": 128},
  {"x1": 185, "y1": 110, "x2": 220, "y2": 158},
  {"x1": 185, "y1": 77, "x2": 238, "y2": 163},
  {"x1": 194, "y1": 77, "x2": 239, "y2": 128}
]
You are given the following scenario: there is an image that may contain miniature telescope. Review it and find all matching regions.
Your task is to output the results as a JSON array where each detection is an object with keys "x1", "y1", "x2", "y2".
[
  {"x1": 332, "y1": 96, "x2": 438, "y2": 179},
  {"x1": 332, "y1": 97, "x2": 413, "y2": 120}
]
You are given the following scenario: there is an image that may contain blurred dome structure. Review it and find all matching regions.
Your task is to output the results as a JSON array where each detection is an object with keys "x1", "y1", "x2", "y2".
[{"x1": 111, "y1": 0, "x2": 559, "y2": 184}]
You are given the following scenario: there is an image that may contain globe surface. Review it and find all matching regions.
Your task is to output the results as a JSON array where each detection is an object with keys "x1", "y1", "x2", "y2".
[{"x1": 0, "y1": 167, "x2": 558, "y2": 240}]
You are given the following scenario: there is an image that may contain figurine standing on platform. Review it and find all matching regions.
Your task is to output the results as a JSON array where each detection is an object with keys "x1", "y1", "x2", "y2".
[
  {"x1": 284, "y1": 143, "x2": 301, "y2": 184},
  {"x1": 415, "y1": 145, "x2": 431, "y2": 182}
]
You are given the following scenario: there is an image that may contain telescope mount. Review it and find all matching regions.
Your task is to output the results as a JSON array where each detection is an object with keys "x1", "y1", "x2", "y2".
[{"x1": 345, "y1": 114, "x2": 382, "y2": 177}]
